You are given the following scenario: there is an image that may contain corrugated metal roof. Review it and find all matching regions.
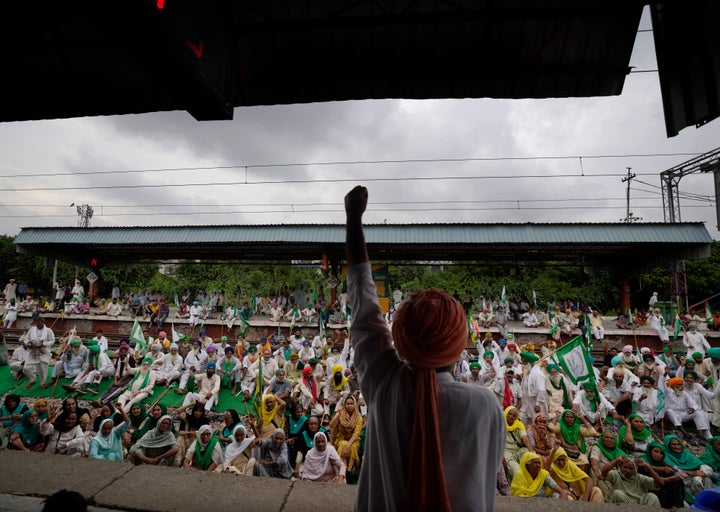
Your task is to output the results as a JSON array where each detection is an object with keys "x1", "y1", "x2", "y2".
[{"x1": 13, "y1": 222, "x2": 714, "y2": 246}]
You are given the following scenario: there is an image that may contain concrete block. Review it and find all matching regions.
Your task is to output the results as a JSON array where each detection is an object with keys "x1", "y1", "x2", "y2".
[
  {"x1": 93, "y1": 465, "x2": 292, "y2": 511},
  {"x1": 0, "y1": 451, "x2": 131, "y2": 497},
  {"x1": 284, "y1": 480, "x2": 356, "y2": 512},
  {"x1": 495, "y1": 496, "x2": 658, "y2": 511}
]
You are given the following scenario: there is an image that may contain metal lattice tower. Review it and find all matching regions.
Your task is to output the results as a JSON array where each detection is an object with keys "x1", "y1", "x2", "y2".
[
  {"x1": 661, "y1": 146, "x2": 720, "y2": 224},
  {"x1": 76, "y1": 204, "x2": 94, "y2": 228}
]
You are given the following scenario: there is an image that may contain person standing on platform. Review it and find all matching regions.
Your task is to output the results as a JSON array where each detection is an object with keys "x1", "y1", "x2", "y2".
[
  {"x1": 22, "y1": 317, "x2": 55, "y2": 390},
  {"x1": 344, "y1": 185, "x2": 504, "y2": 512}
]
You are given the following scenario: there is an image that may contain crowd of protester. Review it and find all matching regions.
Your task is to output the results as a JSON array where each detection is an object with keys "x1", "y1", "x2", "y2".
[{"x1": 3, "y1": 274, "x2": 720, "y2": 508}]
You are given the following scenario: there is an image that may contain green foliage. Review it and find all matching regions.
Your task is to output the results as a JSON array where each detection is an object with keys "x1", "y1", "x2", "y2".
[{"x1": 1, "y1": 234, "x2": 717, "y2": 311}]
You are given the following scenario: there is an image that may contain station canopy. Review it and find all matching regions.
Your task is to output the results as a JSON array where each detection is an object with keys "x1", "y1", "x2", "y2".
[
  {"x1": 13, "y1": 222, "x2": 713, "y2": 270},
  {"x1": 3, "y1": 1, "x2": 719, "y2": 136}
]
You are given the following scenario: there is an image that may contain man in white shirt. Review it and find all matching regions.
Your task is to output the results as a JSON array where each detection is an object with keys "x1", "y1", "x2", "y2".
[
  {"x1": 182, "y1": 361, "x2": 221, "y2": 412},
  {"x1": 664, "y1": 376, "x2": 711, "y2": 440},
  {"x1": 521, "y1": 308, "x2": 540, "y2": 327},
  {"x1": 648, "y1": 291, "x2": 658, "y2": 309},
  {"x1": 106, "y1": 298, "x2": 122, "y2": 317},
  {"x1": 188, "y1": 301, "x2": 202, "y2": 327},
  {"x1": 683, "y1": 322, "x2": 710, "y2": 357},
  {"x1": 94, "y1": 329, "x2": 109, "y2": 353},
  {"x1": 22, "y1": 316, "x2": 55, "y2": 389}
]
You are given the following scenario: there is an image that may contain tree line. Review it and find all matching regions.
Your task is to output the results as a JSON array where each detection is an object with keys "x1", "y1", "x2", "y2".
[{"x1": 2, "y1": 235, "x2": 718, "y2": 314}]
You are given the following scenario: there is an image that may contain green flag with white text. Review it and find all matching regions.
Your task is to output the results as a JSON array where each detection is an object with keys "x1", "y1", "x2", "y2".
[
  {"x1": 130, "y1": 319, "x2": 147, "y2": 355},
  {"x1": 551, "y1": 335, "x2": 595, "y2": 386}
]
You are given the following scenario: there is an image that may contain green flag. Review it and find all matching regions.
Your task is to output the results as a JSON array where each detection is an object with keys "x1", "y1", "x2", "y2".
[
  {"x1": 238, "y1": 316, "x2": 250, "y2": 337},
  {"x1": 253, "y1": 355, "x2": 263, "y2": 410},
  {"x1": 673, "y1": 315, "x2": 684, "y2": 340},
  {"x1": 130, "y1": 319, "x2": 147, "y2": 355},
  {"x1": 707, "y1": 303, "x2": 713, "y2": 328},
  {"x1": 551, "y1": 335, "x2": 595, "y2": 386}
]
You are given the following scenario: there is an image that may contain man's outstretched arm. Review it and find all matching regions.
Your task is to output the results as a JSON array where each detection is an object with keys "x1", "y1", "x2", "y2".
[{"x1": 345, "y1": 186, "x2": 369, "y2": 267}]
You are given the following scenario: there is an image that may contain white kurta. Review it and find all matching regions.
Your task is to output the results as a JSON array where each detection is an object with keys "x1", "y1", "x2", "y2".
[{"x1": 349, "y1": 262, "x2": 504, "y2": 512}]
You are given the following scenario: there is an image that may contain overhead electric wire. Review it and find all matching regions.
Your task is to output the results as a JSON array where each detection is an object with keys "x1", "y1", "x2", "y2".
[
  {"x1": 0, "y1": 204, "x2": 714, "y2": 219},
  {"x1": 0, "y1": 151, "x2": 702, "y2": 179},
  {"x1": 0, "y1": 196, "x2": 664, "y2": 209},
  {"x1": 0, "y1": 172, "x2": 682, "y2": 193}
]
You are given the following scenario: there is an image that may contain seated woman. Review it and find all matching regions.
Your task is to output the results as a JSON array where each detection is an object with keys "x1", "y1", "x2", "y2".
[
  {"x1": 253, "y1": 428, "x2": 293, "y2": 479},
  {"x1": 176, "y1": 402, "x2": 207, "y2": 459},
  {"x1": 287, "y1": 404, "x2": 308, "y2": 470},
  {"x1": 588, "y1": 430, "x2": 625, "y2": 499},
  {"x1": 503, "y1": 406, "x2": 533, "y2": 479},
  {"x1": 639, "y1": 441, "x2": 685, "y2": 509},
  {"x1": 183, "y1": 425, "x2": 223, "y2": 471},
  {"x1": 619, "y1": 413, "x2": 652, "y2": 458},
  {"x1": 601, "y1": 456, "x2": 663, "y2": 506},
  {"x1": 663, "y1": 434, "x2": 714, "y2": 498},
  {"x1": 300, "y1": 432, "x2": 346, "y2": 483},
  {"x1": 123, "y1": 403, "x2": 148, "y2": 448},
  {"x1": 546, "y1": 447, "x2": 603, "y2": 502},
  {"x1": 510, "y1": 452, "x2": 568, "y2": 499},
  {"x1": 329, "y1": 395, "x2": 363, "y2": 473},
  {"x1": 89, "y1": 404, "x2": 131, "y2": 462},
  {"x1": 700, "y1": 436, "x2": 720, "y2": 475},
  {"x1": 44, "y1": 411, "x2": 87, "y2": 456},
  {"x1": 52, "y1": 397, "x2": 90, "y2": 430},
  {"x1": 128, "y1": 415, "x2": 180, "y2": 467},
  {"x1": 9, "y1": 410, "x2": 45, "y2": 452},
  {"x1": 526, "y1": 414, "x2": 556, "y2": 463},
  {"x1": 220, "y1": 424, "x2": 257, "y2": 475},
  {"x1": 548, "y1": 409, "x2": 597, "y2": 470},
  {"x1": 258, "y1": 394, "x2": 286, "y2": 439},
  {"x1": 214, "y1": 409, "x2": 241, "y2": 451},
  {"x1": 1, "y1": 394, "x2": 28, "y2": 429},
  {"x1": 91, "y1": 404, "x2": 122, "y2": 433},
  {"x1": 294, "y1": 415, "x2": 327, "y2": 476}
]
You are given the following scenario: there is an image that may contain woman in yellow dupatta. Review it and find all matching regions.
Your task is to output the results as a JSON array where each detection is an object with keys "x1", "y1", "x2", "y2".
[
  {"x1": 511, "y1": 452, "x2": 568, "y2": 499},
  {"x1": 503, "y1": 406, "x2": 534, "y2": 478},
  {"x1": 547, "y1": 447, "x2": 603, "y2": 502},
  {"x1": 259, "y1": 394, "x2": 286, "y2": 439},
  {"x1": 329, "y1": 395, "x2": 363, "y2": 472}
]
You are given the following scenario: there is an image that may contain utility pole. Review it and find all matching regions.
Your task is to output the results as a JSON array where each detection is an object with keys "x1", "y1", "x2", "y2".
[
  {"x1": 76, "y1": 204, "x2": 94, "y2": 228},
  {"x1": 621, "y1": 167, "x2": 642, "y2": 223}
]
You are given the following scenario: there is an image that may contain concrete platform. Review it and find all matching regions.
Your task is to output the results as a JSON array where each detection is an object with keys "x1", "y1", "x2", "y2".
[{"x1": 0, "y1": 451, "x2": 658, "y2": 512}]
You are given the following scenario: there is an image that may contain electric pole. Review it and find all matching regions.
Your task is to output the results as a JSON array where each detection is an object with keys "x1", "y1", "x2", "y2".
[{"x1": 621, "y1": 167, "x2": 642, "y2": 223}]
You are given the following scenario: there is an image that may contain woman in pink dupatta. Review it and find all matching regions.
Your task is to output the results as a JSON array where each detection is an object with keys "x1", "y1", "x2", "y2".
[{"x1": 300, "y1": 432, "x2": 346, "y2": 483}]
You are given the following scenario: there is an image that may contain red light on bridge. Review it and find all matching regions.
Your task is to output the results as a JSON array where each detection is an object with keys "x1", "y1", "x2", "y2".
[{"x1": 156, "y1": 0, "x2": 165, "y2": 10}]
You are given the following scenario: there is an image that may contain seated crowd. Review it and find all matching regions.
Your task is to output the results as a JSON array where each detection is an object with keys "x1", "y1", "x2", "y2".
[
  {"x1": 481, "y1": 323, "x2": 720, "y2": 508},
  {"x1": 3, "y1": 291, "x2": 720, "y2": 507},
  {"x1": 1, "y1": 319, "x2": 362, "y2": 485}
]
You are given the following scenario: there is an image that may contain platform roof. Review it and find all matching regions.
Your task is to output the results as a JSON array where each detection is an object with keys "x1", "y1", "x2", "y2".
[
  {"x1": 13, "y1": 222, "x2": 713, "y2": 269},
  {"x1": 3, "y1": 1, "x2": 718, "y2": 136}
]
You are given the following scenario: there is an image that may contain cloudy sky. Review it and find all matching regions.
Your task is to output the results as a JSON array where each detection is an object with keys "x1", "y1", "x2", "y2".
[{"x1": 1, "y1": 7, "x2": 719, "y2": 240}]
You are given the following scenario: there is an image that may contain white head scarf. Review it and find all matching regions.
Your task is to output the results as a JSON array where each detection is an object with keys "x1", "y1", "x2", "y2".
[
  {"x1": 222, "y1": 424, "x2": 254, "y2": 468},
  {"x1": 196, "y1": 424, "x2": 213, "y2": 448},
  {"x1": 301, "y1": 432, "x2": 343, "y2": 481}
]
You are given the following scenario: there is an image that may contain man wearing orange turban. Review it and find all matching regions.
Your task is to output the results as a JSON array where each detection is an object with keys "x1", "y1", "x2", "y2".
[
  {"x1": 344, "y1": 186, "x2": 504, "y2": 512},
  {"x1": 664, "y1": 376, "x2": 711, "y2": 439}
]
